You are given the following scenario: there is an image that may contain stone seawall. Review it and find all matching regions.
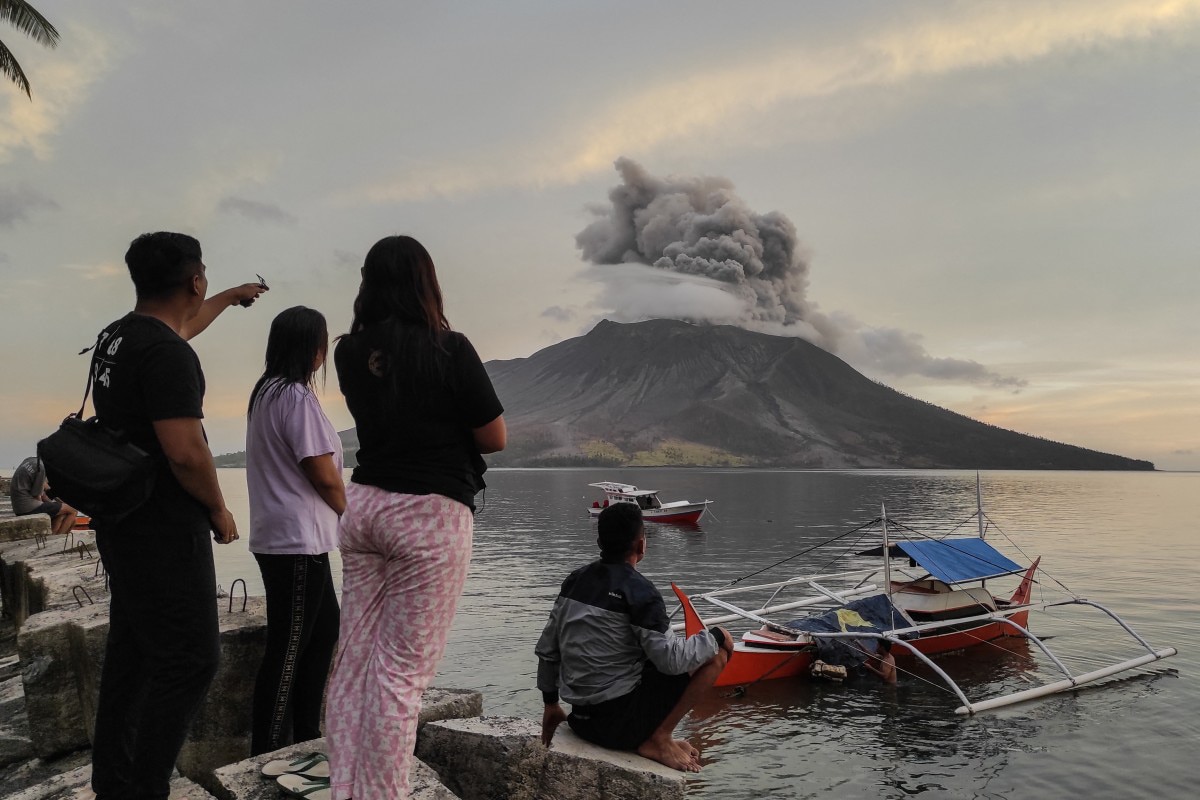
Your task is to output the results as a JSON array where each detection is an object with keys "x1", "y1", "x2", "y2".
[{"x1": 1, "y1": 514, "x2": 694, "y2": 798}]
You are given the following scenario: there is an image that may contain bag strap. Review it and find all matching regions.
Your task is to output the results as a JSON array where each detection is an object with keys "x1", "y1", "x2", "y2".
[{"x1": 75, "y1": 325, "x2": 117, "y2": 419}]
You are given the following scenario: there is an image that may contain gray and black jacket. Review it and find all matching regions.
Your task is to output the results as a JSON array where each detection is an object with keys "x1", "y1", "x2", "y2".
[{"x1": 535, "y1": 559, "x2": 719, "y2": 706}]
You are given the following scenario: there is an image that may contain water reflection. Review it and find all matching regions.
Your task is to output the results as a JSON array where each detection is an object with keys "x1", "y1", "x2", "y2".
[{"x1": 213, "y1": 468, "x2": 1199, "y2": 799}]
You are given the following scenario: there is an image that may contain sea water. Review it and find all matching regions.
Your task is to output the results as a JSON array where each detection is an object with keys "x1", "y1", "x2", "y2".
[{"x1": 213, "y1": 468, "x2": 1198, "y2": 800}]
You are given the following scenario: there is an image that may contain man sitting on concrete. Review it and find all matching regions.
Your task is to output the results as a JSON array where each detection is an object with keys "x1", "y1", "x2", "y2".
[
  {"x1": 536, "y1": 503, "x2": 732, "y2": 772},
  {"x1": 9, "y1": 455, "x2": 78, "y2": 534}
]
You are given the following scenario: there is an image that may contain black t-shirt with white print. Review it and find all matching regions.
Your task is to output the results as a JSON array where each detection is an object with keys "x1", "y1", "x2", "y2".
[{"x1": 91, "y1": 312, "x2": 209, "y2": 534}]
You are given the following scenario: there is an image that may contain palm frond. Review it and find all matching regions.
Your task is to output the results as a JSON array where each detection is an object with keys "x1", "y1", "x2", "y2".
[
  {"x1": 1, "y1": 0, "x2": 60, "y2": 48},
  {"x1": 0, "y1": 39, "x2": 32, "y2": 98}
]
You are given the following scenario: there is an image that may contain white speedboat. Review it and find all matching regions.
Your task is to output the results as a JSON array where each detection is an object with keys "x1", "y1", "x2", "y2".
[{"x1": 587, "y1": 481, "x2": 712, "y2": 525}]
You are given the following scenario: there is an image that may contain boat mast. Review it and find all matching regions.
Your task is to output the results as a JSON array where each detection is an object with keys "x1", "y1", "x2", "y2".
[
  {"x1": 881, "y1": 503, "x2": 893, "y2": 597},
  {"x1": 976, "y1": 472, "x2": 986, "y2": 540}
]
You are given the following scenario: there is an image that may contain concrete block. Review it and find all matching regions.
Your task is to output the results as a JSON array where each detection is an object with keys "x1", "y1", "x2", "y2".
[
  {"x1": 16, "y1": 597, "x2": 272, "y2": 776},
  {"x1": 0, "y1": 672, "x2": 34, "y2": 768},
  {"x1": 0, "y1": 749, "x2": 92, "y2": 799},
  {"x1": 175, "y1": 598, "x2": 267, "y2": 794},
  {"x1": 6, "y1": 764, "x2": 216, "y2": 800},
  {"x1": 416, "y1": 717, "x2": 688, "y2": 800},
  {"x1": 539, "y1": 726, "x2": 686, "y2": 800},
  {"x1": 419, "y1": 686, "x2": 483, "y2": 727},
  {"x1": 211, "y1": 737, "x2": 455, "y2": 800},
  {"x1": 416, "y1": 716, "x2": 545, "y2": 800},
  {"x1": 211, "y1": 738, "x2": 326, "y2": 800},
  {"x1": 17, "y1": 603, "x2": 111, "y2": 758},
  {"x1": 0, "y1": 515, "x2": 51, "y2": 543},
  {"x1": 0, "y1": 532, "x2": 105, "y2": 627}
]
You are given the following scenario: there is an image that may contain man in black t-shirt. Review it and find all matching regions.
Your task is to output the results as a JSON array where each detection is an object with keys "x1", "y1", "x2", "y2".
[{"x1": 90, "y1": 232, "x2": 267, "y2": 800}]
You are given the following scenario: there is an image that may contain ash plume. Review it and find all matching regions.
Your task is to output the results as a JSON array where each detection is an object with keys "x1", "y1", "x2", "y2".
[
  {"x1": 576, "y1": 157, "x2": 821, "y2": 331},
  {"x1": 574, "y1": 158, "x2": 1023, "y2": 388}
]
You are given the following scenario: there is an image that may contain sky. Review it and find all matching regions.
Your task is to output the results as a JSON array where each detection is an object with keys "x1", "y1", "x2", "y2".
[{"x1": 1, "y1": 0, "x2": 1197, "y2": 471}]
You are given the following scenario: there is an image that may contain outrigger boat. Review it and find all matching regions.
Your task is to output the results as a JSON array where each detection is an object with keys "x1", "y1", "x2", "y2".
[
  {"x1": 671, "y1": 485, "x2": 1176, "y2": 715},
  {"x1": 588, "y1": 481, "x2": 712, "y2": 525}
]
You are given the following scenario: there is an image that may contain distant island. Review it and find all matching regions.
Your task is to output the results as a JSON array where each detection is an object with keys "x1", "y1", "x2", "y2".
[{"x1": 216, "y1": 319, "x2": 1154, "y2": 471}]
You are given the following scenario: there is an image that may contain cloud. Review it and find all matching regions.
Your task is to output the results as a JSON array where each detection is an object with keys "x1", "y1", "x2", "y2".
[
  {"x1": 216, "y1": 196, "x2": 297, "y2": 226},
  {"x1": 62, "y1": 261, "x2": 124, "y2": 282},
  {"x1": 578, "y1": 159, "x2": 1025, "y2": 387},
  {"x1": 0, "y1": 184, "x2": 59, "y2": 227},
  {"x1": 343, "y1": 0, "x2": 1200, "y2": 202},
  {"x1": 833, "y1": 315, "x2": 1028, "y2": 388},
  {"x1": 182, "y1": 152, "x2": 285, "y2": 224},
  {"x1": 584, "y1": 264, "x2": 748, "y2": 327},
  {"x1": 0, "y1": 24, "x2": 113, "y2": 163},
  {"x1": 540, "y1": 305, "x2": 576, "y2": 323}
]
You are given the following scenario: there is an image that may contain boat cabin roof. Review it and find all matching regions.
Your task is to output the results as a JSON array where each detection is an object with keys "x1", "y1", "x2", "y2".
[
  {"x1": 859, "y1": 537, "x2": 1023, "y2": 584},
  {"x1": 589, "y1": 481, "x2": 659, "y2": 497}
]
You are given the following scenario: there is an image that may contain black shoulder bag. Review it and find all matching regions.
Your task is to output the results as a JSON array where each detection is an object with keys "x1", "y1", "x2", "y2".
[{"x1": 36, "y1": 327, "x2": 156, "y2": 519}]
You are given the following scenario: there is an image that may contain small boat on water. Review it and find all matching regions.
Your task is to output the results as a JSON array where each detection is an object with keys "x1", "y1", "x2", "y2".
[
  {"x1": 587, "y1": 481, "x2": 712, "y2": 525},
  {"x1": 671, "y1": 480, "x2": 1177, "y2": 715}
]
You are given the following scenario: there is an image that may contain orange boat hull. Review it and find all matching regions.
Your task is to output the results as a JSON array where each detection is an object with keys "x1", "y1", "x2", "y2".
[{"x1": 708, "y1": 558, "x2": 1041, "y2": 687}]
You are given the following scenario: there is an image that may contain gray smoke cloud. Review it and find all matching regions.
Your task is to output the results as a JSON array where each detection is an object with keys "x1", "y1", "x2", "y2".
[
  {"x1": 575, "y1": 159, "x2": 1024, "y2": 388},
  {"x1": 217, "y1": 196, "x2": 298, "y2": 227},
  {"x1": 576, "y1": 157, "x2": 818, "y2": 330},
  {"x1": 0, "y1": 184, "x2": 59, "y2": 227}
]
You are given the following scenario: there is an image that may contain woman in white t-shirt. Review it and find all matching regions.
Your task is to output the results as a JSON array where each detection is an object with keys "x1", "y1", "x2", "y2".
[{"x1": 245, "y1": 306, "x2": 346, "y2": 756}]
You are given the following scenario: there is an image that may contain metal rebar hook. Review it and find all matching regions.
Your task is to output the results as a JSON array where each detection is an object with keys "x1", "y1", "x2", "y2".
[
  {"x1": 77, "y1": 542, "x2": 93, "y2": 560},
  {"x1": 228, "y1": 578, "x2": 248, "y2": 613},
  {"x1": 61, "y1": 530, "x2": 76, "y2": 553},
  {"x1": 94, "y1": 558, "x2": 106, "y2": 579},
  {"x1": 35, "y1": 531, "x2": 47, "y2": 550},
  {"x1": 72, "y1": 585, "x2": 94, "y2": 607}
]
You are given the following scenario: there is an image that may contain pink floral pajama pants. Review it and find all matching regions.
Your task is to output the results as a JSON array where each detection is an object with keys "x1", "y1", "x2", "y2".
[{"x1": 327, "y1": 484, "x2": 473, "y2": 800}]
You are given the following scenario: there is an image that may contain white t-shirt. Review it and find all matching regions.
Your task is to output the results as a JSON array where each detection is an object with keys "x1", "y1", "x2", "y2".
[{"x1": 246, "y1": 381, "x2": 343, "y2": 555}]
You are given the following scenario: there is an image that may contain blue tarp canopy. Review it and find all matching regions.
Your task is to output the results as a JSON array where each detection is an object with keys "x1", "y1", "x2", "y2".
[{"x1": 863, "y1": 538, "x2": 1024, "y2": 584}]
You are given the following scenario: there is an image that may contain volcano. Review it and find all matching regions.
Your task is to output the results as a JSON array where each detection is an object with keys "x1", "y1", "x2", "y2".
[{"x1": 480, "y1": 319, "x2": 1152, "y2": 470}]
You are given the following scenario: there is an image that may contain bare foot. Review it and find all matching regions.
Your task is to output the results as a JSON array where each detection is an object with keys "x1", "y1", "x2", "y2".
[
  {"x1": 674, "y1": 738, "x2": 699, "y2": 759},
  {"x1": 672, "y1": 739, "x2": 702, "y2": 771},
  {"x1": 637, "y1": 736, "x2": 701, "y2": 772}
]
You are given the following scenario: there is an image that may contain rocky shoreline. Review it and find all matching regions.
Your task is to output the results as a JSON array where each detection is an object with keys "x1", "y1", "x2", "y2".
[{"x1": 0, "y1": 500, "x2": 687, "y2": 799}]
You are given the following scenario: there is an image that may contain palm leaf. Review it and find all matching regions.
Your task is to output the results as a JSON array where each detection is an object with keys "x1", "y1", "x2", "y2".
[
  {"x1": 0, "y1": 38, "x2": 32, "y2": 98},
  {"x1": 0, "y1": 0, "x2": 60, "y2": 48}
]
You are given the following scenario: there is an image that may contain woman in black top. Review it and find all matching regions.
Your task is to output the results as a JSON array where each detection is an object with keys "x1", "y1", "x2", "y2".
[{"x1": 325, "y1": 235, "x2": 505, "y2": 800}]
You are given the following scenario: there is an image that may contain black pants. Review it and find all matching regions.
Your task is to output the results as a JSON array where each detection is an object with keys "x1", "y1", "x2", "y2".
[
  {"x1": 250, "y1": 552, "x2": 340, "y2": 755},
  {"x1": 568, "y1": 662, "x2": 691, "y2": 750},
  {"x1": 92, "y1": 525, "x2": 220, "y2": 800}
]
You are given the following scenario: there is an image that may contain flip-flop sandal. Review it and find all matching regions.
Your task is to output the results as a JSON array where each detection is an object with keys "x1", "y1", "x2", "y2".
[
  {"x1": 260, "y1": 751, "x2": 329, "y2": 779},
  {"x1": 276, "y1": 773, "x2": 330, "y2": 800}
]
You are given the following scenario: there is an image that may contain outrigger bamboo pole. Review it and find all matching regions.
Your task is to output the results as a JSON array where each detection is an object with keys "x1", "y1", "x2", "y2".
[{"x1": 955, "y1": 648, "x2": 1178, "y2": 715}]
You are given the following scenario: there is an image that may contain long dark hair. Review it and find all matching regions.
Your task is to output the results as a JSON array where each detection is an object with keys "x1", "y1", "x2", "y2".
[
  {"x1": 343, "y1": 235, "x2": 453, "y2": 397},
  {"x1": 349, "y1": 235, "x2": 449, "y2": 334},
  {"x1": 248, "y1": 306, "x2": 329, "y2": 419}
]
